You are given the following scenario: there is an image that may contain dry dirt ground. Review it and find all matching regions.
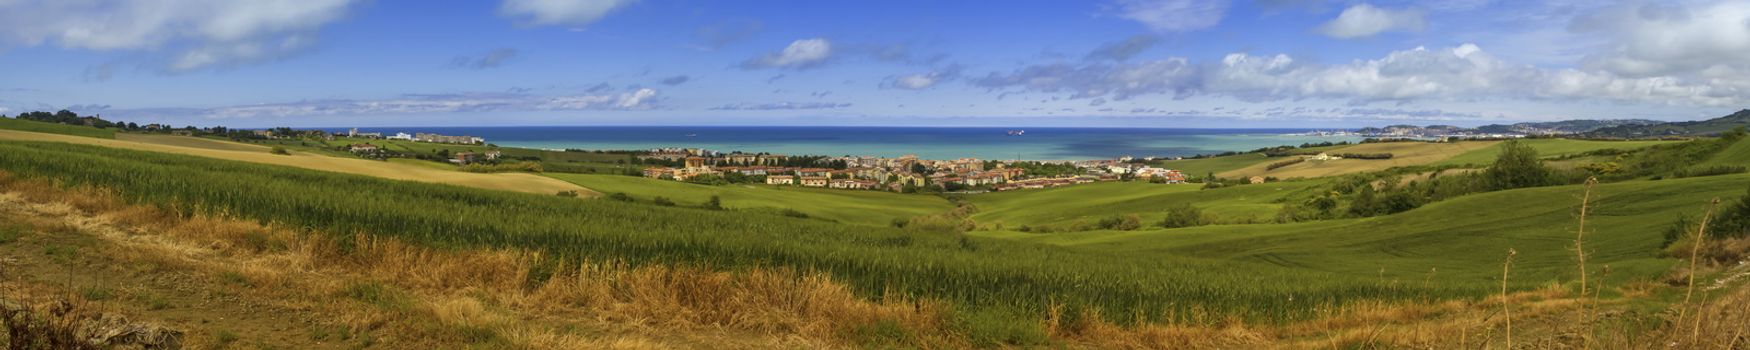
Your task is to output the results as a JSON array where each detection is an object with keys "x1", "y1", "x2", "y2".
[{"x1": 0, "y1": 130, "x2": 595, "y2": 197}]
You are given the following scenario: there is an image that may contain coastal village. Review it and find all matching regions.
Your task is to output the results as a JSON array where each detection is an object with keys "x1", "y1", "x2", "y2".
[{"x1": 634, "y1": 147, "x2": 1187, "y2": 193}]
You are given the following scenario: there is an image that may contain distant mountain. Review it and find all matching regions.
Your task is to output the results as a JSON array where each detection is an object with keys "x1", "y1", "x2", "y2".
[
  {"x1": 1586, "y1": 109, "x2": 1750, "y2": 138},
  {"x1": 1475, "y1": 119, "x2": 1662, "y2": 135},
  {"x1": 1355, "y1": 119, "x2": 1656, "y2": 138}
]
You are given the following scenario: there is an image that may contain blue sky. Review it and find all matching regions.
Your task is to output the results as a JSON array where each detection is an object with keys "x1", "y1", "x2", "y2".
[{"x1": 2, "y1": 0, "x2": 1748, "y2": 128}]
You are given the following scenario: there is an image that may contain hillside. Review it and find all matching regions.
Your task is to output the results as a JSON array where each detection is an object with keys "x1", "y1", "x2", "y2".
[
  {"x1": 1587, "y1": 109, "x2": 1750, "y2": 137},
  {"x1": 1473, "y1": 119, "x2": 1662, "y2": 134},
  {"x1": 0, "y1": 129, "x2": 592, "y2": 196}
]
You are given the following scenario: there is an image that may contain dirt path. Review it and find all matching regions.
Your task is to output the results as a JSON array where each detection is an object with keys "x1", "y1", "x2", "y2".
[{"x1": 0, "y1": 129, "x2": 597, "y2": 197}]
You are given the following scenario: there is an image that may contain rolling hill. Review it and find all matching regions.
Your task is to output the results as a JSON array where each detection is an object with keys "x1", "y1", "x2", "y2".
[{"x1": 1587, "y1": 109, "x2": 1750, "y2": 137}]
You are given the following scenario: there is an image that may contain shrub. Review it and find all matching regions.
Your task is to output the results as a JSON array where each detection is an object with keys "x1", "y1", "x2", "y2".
[
  {"x1": 1670, "y1": 165, "x2": 1748, "y2": 179},
  {"x1": 1096, "y1": 214, "x2": 1142, "y2": 231},
  {"x1": 651, "y1": 196, "x2": 676, "y2": 206},
  {"x1": 555, "y1": 190, "x2": 579, "y2": 198},
  {"x1": 270, "y1": 146, "x2": 290, "y2": 155},
  {"x1": 1158, "y1": 204, "x2": 1207, "y2": 228},
  {"x1": 607, "y1": 192, "x2": 634, "y2": 202},
  {"x1": 1266, "y1": 157, "x2": 1305, "y2": 171},
  {"x1": 1482, "y1": 139, "x2": 1555, "y2": 190},
  {"x1": 780, "y1": 208, "x2": 809, "y2": 218},
  {"x1": 703, "y1": 195, "x2": 724, "y2": 210}
]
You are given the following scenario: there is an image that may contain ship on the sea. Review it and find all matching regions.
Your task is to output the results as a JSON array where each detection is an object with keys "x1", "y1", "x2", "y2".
[{"x1": 1006, "y1": 130, "x2": 1025, "y2": 136}]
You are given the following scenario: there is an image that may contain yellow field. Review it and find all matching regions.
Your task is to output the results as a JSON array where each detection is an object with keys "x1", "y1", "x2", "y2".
[
  {"x1": 1220, "y1": 141, "x2": 1499, "y2": 179},
  {"x1": 0, "y1": 130, "x2": 594, "y2": 196}
]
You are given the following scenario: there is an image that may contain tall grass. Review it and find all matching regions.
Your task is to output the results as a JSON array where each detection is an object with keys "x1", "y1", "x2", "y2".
[{"x1": 0, "y1": 141, "x2": 1491, "y2": 325}]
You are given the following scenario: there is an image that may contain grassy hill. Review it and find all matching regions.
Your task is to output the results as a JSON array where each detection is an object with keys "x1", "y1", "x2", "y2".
[
  {"x1": 0, "y1": 129, "x2": 592, "y2": 196},
  {"x1": 545, "y1": 173, "x2": 951, "y2": 226},
  {"x1": 1703, "y1": 135, "x2": 1750, "y2": 167},
  {"x1": 963, "y1": 180, "x2": 1325, "y2": 228},
  {"x1": 1588, "y1": 109, "x2": 1750, "y2": 137},
  {"x1": 0, "y1": 117, "x2": 116, "y2": 139},
  {"x1": 975, "y1": 173, "x2": 1748, "y2": 290},
  {"x1": 1434, "y1": 138, "x2": 1680, "y2": 167},
  {"x1": 1220, "y1": 141, "x2": 1498, "y2": 179}
]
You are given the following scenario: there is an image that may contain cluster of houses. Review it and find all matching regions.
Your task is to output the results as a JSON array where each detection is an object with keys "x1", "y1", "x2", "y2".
[
  {"x1": 342, "y1": 128, "x2": 485, "y2": 145},
  {"x1": 638, "y1": 149, "x2": 1188, "y2": 192},
  {"x1": 346, "y1": 143, "x2": 501, "y2": 164}
]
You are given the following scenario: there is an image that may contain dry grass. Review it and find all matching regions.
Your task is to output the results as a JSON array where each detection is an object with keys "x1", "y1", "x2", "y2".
[{"x1": 0, "y1": 129, "x2": 595, "y2": 196}]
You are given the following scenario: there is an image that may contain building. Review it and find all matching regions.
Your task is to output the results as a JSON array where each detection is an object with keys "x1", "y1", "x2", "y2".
[
  {"x1": 1249, "y1": 176, "x2": 1267, "y2": 184},
  {"x1": 799, "y1": 176, "x2": 829, "y2": 187},
  {"x1": 829, "y1": 179, "x2": 880, "y2": 190},
  {"x1": 766, "y1": 175, "x2": 795, "y2": 185},
  {"x1": 348, "y1": 144, "x2": 378, "y2": 153},
  {"x1": 1311, "y1": 153, "x2": 1343, "y2": 161},
  {"x1": 415, "y1": 132, "x2": 483, "y2": 145}
]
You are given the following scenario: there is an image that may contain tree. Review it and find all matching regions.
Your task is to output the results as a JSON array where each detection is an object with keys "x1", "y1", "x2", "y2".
[
  {"x1": 704, "y1": 195, "x2": 723, "y2": 210},
  {"x1": 1483, "y1": 139, "x2": 1554, "y2": 190},
  {"x1": 1347, "y1": 184, "x2": 1379, "y2": 217},
  {"x1": 1159, "y1": 204, "x2": 1206, "y2": 228}
]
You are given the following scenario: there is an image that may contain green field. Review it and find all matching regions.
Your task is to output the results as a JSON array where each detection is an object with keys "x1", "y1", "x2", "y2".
[
  {"x1": 0, "y1": 139, "x2": 1557, "y2": 326},
  {"x1": 1154, "y1": 144, "x2": 1350, "y2": 176},
  {"x1": 2, "y1": 133, "x2": 1744, "y2": 341},
  {"x1": 1435, "y1": 138, "x2": 1679, "y2": 166},
  {"x1": 975, "y1": 174, "x2": 1748, "y2": 289},
  {"x1": 1702, "y1": 136, "x2": 1750, "y2": 166},
  {"x1": 963, "y1": 180, "x2": 1326, "y2": 228},
  {"x1": 0, "y1": 117, "x2": 116, "y2": 139},
  {"x1": 545, "y1": 173, "x2": 951, "y2": 226}
]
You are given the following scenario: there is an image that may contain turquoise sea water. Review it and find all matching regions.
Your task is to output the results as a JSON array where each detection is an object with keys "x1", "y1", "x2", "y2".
[{"x1": 336, "y1": 126, "x2": 1360, "y2": 161}]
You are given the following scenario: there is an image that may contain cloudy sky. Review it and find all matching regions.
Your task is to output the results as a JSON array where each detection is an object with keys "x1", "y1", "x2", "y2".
[{"x1": 1, "y1": 0, "x2": 1747, "y2": 128}]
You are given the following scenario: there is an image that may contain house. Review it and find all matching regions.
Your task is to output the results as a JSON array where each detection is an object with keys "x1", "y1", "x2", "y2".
[
  {"x1": 1249, "y1": 176, "x2": 1267, "y2": 184},
  {"x1": 766, "y1": 175, "x2": 795, "y2": 185},
  {"x1": 643, "y1": 167, "x2": 675, "y2": 179},
  {"x1": 1311, "y1": 153, "x2": 1343, "y2": 161},
  {"x1": 170, "y1": 130, "x2": 195, "y2": 136},
  {"x1": 829, "y1": 179, "x2": 880, "y2": 190},
  {"x1": 796, "y1": 168, "x2": 832, "y2": 177},
  {"x1": 388, "y1": 132, "x2": 414, "y2": 141},
  {"x1": 684, "y1": 156, "x2": 708, "y2": 169},
  {"x1": 483, "y1": 150, "x2": 502, "y2": 161},
  {"x1": 799, "y1": 176, "x2": 829, "y2": 187},
  {"x1": 348, "y1": 144, "x2": 378, "y2": 153}
]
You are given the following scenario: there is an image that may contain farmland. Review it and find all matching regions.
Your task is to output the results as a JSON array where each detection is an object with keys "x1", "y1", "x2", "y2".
[
  {"x1": 0, "y1": 140, "x2": 1528, "y2": 327},
  {"x1": 1433, "y1": 138, "x2": 1682, "y2": 166},
  {"x1": 545, "y1": 173, "x2": 951, "y2": 226},
  {"x1": 1219, "y1": 141, "x2": 1499, "y2": 179},
  {"x1": 962, "y1": 180, "x2": 1327, "y2": 228},
  {"x1": 0, "y1": 117, "x2": 116, "y2": 139},
  {"x1": 0, "y1": 129, "x2": 591, "y2": 196}
]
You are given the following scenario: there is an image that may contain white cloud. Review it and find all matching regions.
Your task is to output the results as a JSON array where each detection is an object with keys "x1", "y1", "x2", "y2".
[
  {"x1": 975, "y1": 43, "x2": 1750, "y2": 108},
  {"x1": 709, "y1": 101, "x2": 852, "y2": 110},
  {"x1": 109, "y1": 88, "x2": 660, "y2": 120},
  {"x1": 1110, "y1": 0, "x2": 1232, "y2": 32},
  {"x1": 742, "y1": 38, "x2": 834, "y2": 69},
  {"x1": 1318, "y1": 4, "x2": 1426, "y2": 39},
  {"x1": 499, "y1": 0, "x2": 636, "y2": 27},
  {"x1": 1574, "y1": 1, "x2": 1750, "y2": 79},
  {"x1": 0, "y1": 0, "x2": 359, "y2": 71},
  {"x1": 883, "y1": 65, "x2": 963, "y2": 90}
]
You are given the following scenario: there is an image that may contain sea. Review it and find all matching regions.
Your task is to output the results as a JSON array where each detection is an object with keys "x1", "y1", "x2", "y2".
[{"x1": 330, "y1": 126, "x2": 1361, "y2": 161}]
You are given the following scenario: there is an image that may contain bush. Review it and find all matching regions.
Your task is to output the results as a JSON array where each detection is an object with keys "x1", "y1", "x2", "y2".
[
  {"x1": 1670, "y1": 165, "x2": 1748, "y2": 179},
  {"x1": 702, "y1": 195, "x2": 724, "y2": 210},
  {"x1": 1096, "y1": 214, "x2": 1143, "y2": 231},
  {"x1": 270, "y1": 146, "x2": 290, "y2": 155},
  {"x1": 1266, "y1": 157, "x2": 1305, "y2": 171},
  {"x1": 651, "y1": 196, "x2": 676, "y2": 206},
  {"x1": 607, "y1": 192, "x2": 634, "y2": 202},
  {"x1": 1158, "y1": 204, "x2": 1207, "y2": 228},
  {"x1": 460, "y1": 161, "x2": 543, "y2": 173},
  {"x1": 780, "y1": 209, "x2": 809, "y2": 218},
  {"x1": 555, "y1": 190, "x2": 579, "y2": 198}
]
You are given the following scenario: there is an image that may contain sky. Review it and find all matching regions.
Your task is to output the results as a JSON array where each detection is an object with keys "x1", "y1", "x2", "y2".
[{"x1": 1, "y1": 0, "x2": 1748, "y2": 128}]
